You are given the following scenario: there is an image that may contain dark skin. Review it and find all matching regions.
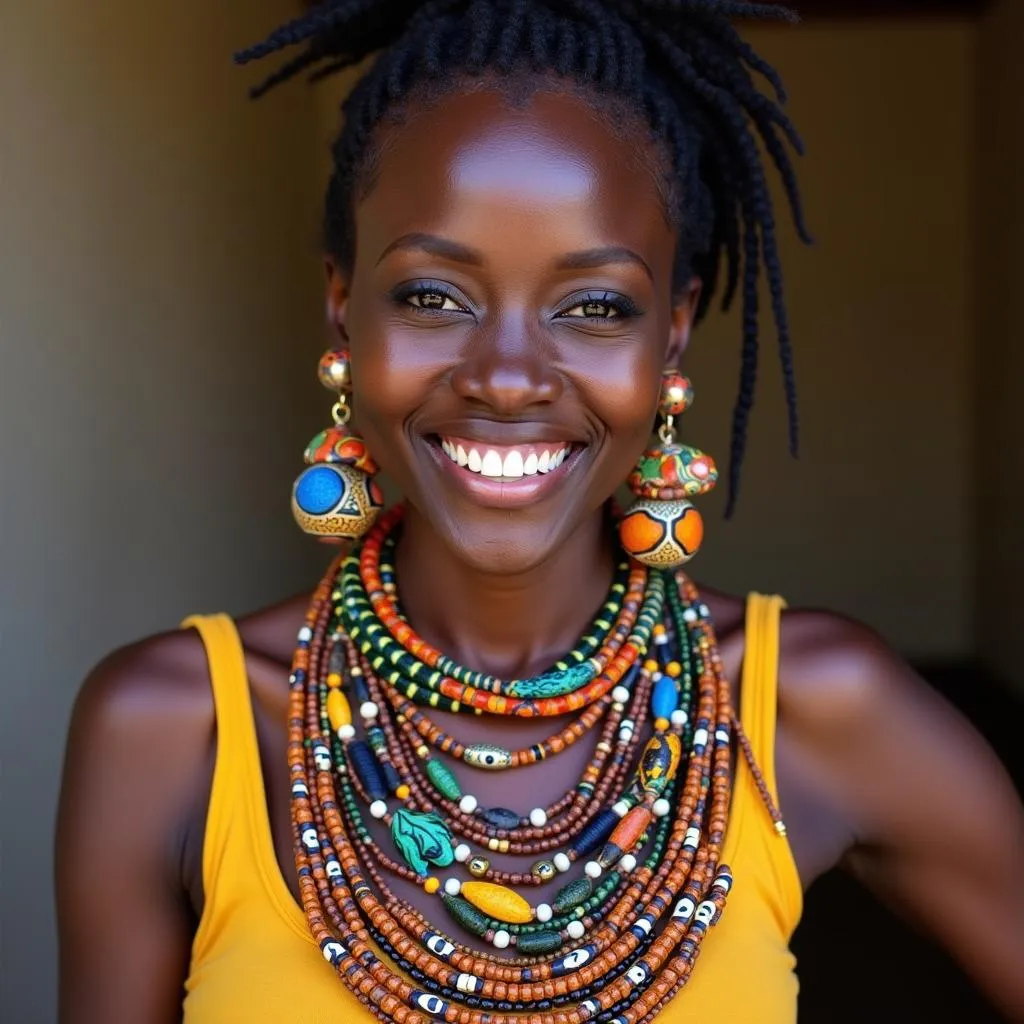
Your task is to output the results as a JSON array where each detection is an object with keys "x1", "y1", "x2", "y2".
[{"x1": 57, "y1": 88, "x2": 1024, "y2": 1023}]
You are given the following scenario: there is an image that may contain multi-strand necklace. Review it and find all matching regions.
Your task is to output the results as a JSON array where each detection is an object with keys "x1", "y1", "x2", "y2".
[{"x1": 288, "y1": 504, "x2": 781, "y2": 1023}]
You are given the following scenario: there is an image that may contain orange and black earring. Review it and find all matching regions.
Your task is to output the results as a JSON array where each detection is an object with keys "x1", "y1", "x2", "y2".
[
  {"x1": 619, "y1": 370, "x2": 718, "y2": 568},
  {"x1": 291, "y1": 348, "x2": 384, "y2": 543}
]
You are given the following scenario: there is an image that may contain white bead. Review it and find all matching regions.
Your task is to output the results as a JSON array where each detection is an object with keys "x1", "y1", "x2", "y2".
[
  {"x1": 529, "y1": 807, "x2": 548, "y2": 828},
  {"x1": 693, "y1": 728, "x2": 709, "y2": 748},
  {"x1": 611, "y1": 686, "x2": 630, "y2": 704},
  {"x1": 444, "y1": 878, "x2": 462, "y2": 896},
  {"x1": 454, "y1": 843, "x2": 471, "y2": 863},
  {"x1": 670, "y1": 710, "x2": 687, "y2": 728},
  {"x1": 370, "y1": 800, "x2": 388, "y2": 819},
  {"x1": 683, "y1": 608, "x2": 698, "y2": 622},
  {"x1": 459, "y1": 795, "x2": 478, "y2": 814},
  {"x1": 297, "y1": 626, "x2": 313, "y2": 642},
  {"x1": 553, "y1": 852, "x2": 572, "y2": 873},
  {"x1": 338, "y1": 724, "x2": 356, "y2": 740},
  {"x1": 618, "y1": 853, "x2": 637, "y2": 873},
  {"x1": 535, "y1": 903, "x2": 553, "y2": 923},
  {"x1": 566, "y1": 920, "x2": 586, "y2": 940},
  {"x1": 492, "y1": 930, "x2": 511, "y2": 949},
  {"x1": 359, "y1": 701, "x2": 379, "y2": 720},
  {"x1": 584, "y1": 861, "x2": 602, "y2": 880},
  {"x1": 653, "y1": 798, "x2": 671, "y2": 818},
  {"x1": 612, "y1": 800, "x2": 631, "y2": 817}
]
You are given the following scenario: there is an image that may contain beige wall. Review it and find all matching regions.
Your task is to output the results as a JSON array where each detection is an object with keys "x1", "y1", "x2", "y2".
[
  {"x1": 977, "y1": 0, "x2": 1024, "y2": 691},
  {"x1": 1, "y1": 3, "x2": 328, "y2": 1020},
  {"x1": 0, "y1": 9, "x2": 986, "y2": 1021}
]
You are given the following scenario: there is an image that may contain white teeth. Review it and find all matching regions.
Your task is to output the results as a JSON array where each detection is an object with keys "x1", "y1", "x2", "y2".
[
  {"x1": 481, "y1": 450, "x2": 503, "y2": 477},
  {"x1": 438, "y1": 439, "x2": 572, "y2": 478},
  {"x1": 502, "y1": 450, "x2": 524, "y2": 478}
]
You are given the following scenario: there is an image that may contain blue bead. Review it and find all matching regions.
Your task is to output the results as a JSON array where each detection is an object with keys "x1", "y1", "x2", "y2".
[
  {"x1": 652, "y1": 673, "x2": 679, "y2": 720},
  {"x1": 295, "y1": 465, "x2": 344, "y2": 515}
]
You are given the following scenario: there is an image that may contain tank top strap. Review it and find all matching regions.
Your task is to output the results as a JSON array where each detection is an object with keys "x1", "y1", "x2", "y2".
[
  {"x1": 181, "y1": 614, "x2": 311, "y2": 956},
  {"x1": 732, "y1": 592, "x2": 803, "y2": 935},
  {"x1": 739, "y1": 593, "x2": 787, "y2": 808}
]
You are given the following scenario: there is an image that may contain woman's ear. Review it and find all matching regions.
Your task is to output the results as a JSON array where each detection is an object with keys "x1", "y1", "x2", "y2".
[
  {"x1": 665, "y1": 277, "x2": 703, "y2": 367},
  {"x1": 324, "y1": 258, "x2": 351, "y2": 344}
]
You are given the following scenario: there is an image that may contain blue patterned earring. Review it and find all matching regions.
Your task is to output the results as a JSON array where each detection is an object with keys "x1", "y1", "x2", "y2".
[{"x1": 291, "y1": 348, "x2": 384, "y2": 543}]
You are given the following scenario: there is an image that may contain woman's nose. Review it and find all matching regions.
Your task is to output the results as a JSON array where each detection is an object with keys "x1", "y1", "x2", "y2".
[{"x1": 449, "y1": 318, "x2": 563, "y2": 415}]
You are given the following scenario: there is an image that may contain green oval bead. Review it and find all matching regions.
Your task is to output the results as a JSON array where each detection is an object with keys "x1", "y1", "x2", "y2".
[
  {"x1": 552, "y1": 877, "x2": 593, "y2": 915},
  {"x1": 425, "y1": 758, "x2": 463, "y2": 800},
  {"x1": 441, "y1": 893, "x2": 490, "y2": 937},
  {"x1": 516, "y1": 930, "x2": 563, "y2": 955}
]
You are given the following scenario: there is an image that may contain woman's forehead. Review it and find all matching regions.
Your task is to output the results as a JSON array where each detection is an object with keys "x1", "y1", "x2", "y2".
[{"x1": 354, "y1": 88, "x2": 675, "y2": 267}]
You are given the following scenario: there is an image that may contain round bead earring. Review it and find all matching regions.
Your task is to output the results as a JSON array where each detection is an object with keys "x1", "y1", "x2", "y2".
[
  {"x1": 291, "y1": 347, "x2": 384, "y2": 542},
  {"x1": 619, "y1": 370, "x2": 718, "y2": 568}
]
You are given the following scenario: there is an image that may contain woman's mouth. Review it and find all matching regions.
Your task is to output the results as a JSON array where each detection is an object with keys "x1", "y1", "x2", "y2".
[{"x1": 424, "y1": 434, "x2": 585, "y2": 508}]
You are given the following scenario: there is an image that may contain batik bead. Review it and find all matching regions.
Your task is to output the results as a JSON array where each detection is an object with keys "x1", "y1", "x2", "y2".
[
  {"x1": 619, "y1": 498, "x2": 704, "y2": 569},
  {"x1": 657, "y1": 371, "x2": 694, "y2": 417},
  {"x1": 627, "y1": 441, "x2": 717, "y2": 500}
]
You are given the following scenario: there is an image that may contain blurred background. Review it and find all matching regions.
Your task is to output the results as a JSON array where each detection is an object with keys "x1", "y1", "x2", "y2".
[{"x1": 2, "y1": 0, "x2": 1021, "y2": 1020}]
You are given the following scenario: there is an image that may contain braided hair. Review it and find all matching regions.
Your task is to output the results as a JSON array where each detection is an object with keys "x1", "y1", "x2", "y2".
[{"x1": 236, "y1": 0, "x2": 811, "y2": 514}]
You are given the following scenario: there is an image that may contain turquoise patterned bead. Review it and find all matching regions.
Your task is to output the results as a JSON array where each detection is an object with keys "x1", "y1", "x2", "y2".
[{"x1": 391, "y1": 808, "x2": 454, "y2": 874}]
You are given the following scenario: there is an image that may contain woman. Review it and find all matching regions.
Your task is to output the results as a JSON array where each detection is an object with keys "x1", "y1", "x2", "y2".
[{"x1": 56, "y1": 1, "x2": 1024, "y2": 1021}]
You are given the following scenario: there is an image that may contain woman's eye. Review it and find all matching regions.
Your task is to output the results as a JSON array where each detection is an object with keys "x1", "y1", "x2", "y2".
[
  {"x1": 407, "y1": 290, "x2": 465, "y2": 312},
  {"x1": 560, "y1": 293, "x2": 637, "y2": 320}
]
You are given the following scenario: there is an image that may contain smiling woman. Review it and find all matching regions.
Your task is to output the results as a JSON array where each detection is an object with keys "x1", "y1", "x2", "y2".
[{"x1": 54, "y1": 2, "x2": 1024, "y2": 1023}]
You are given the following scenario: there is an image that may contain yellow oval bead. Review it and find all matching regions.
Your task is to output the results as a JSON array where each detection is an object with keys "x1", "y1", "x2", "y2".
[
  {"x1": 460, "y1": 881, "x2": 533, "y2": 924},
  {"x1": 424, "y1": 877, "x2": 440, "y2": 894},
  {"x1": 396, "y1": 784, "x2": 411, "y2": 800},
  {"x1": 326, "y1": 689, "x2": 352, "y2": 732}
]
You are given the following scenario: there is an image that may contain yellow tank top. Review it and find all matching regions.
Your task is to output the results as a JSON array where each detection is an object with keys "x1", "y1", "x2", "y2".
[{"x1": 181, "y1": 594, "x2": 801, "y2": 1022}]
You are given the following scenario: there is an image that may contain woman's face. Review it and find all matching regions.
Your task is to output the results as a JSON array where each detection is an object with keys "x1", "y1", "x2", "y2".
[{"x1": 329, "y1": 86, "x2": 698, "y2": 575}]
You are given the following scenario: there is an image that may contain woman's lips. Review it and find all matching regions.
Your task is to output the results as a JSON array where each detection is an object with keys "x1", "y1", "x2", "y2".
[{"x1": 423, "y1": 435, "x2": 584, "y2": 509}]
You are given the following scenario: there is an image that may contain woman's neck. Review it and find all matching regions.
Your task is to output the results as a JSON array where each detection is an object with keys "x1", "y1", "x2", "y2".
[{"x1": 394, "y1": 504, "x2": 617, "y2": 681}]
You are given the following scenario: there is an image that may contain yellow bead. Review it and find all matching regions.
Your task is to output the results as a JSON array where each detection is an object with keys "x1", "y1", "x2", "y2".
[
  {"x1": 666, "y1": 661, "x2": 682, "y2": 678},
  {"x1": 326, "y1": 672, "x2": 342, "y2": 689},
  {"x1": 460, "y1": 881, "x2": 533, "y2": 924},
  {"x1": 644, "y1": 659, "x2": 660, "y2": 674},
  {"x1": 654, "y1": 717, "x2": 670, "y2": 732},
  {"x1": 424, "y1": 877, "x2": 440, "y2": 894},
  {"x1": 396, "y1": 784, "x2": 411, "y2": 800},
  {"x1": 326, "y1": 689, "x2": 352, "y2": 732}
]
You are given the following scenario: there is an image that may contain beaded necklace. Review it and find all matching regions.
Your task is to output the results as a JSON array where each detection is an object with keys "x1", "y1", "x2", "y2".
[{"x1": 289, "y1": 505, "x2": 782, "y2": 1023}]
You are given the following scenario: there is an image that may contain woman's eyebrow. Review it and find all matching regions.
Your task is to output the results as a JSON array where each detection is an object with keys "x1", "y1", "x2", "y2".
[{"x1": 554, "y1": 246, "x2": 653, "y2": 283}]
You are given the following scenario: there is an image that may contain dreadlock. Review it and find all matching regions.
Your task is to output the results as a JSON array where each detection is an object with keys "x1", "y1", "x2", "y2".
[{"x1": 236, "y1": 0, "x2": 811, "y2": 514}]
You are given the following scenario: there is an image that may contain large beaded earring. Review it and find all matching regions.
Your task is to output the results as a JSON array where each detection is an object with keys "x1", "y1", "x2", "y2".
[
  {"x1": 619, "y1": 370, "x2": 718, "y2": 568},
  {"x1": 291, "y1": 348, "x2": 384, "y2": 543}
]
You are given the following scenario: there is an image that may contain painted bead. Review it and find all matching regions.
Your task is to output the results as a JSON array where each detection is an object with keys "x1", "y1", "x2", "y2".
[
  {"x1": 303, "y1": 427, "x2": 379, "y2": 476},
  {"x1": 467, "y1": 856, "x2": 490, "y2": 878},
  {"x1": 348, "y1": 740, "x2": 387, "y2": 801},
  {"x1": 425, "y1": 758, "x2": 463, "y2": 800},
  {"x1": 292, "y1": 463, "x2": 384, "y2": 542},
  {"x1": 459, "y1": 881, "x2": 533, "y2": 924},
  {"x1": 618, "y1": 497, "x2": 704, "y2": 569},
  {"x1": 462, "y1": 744, "x2": 513, "y2": 770},
  {"x1": 637, "y1": 733, "x2": 682, "y2": 796},
  {"x1": 627, "y1": 441, "x2": 718, "y2": 500},
  {"x1": 390, "y1": 808, "x2": 455, "y2": 874},
  {"x1": 317, "y1": 347, "x2": 352, "y2": 392},
  {"x1": 658, "y1": 370, "x2": 694, "y2": 417}
]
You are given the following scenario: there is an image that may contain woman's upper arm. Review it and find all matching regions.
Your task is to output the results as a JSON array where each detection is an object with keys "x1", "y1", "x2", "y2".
[
  {"x1": 784, "y1": 612, "x2": 1024, "y2": 1021},
  {"x1": 56, "y1": 634, "x2": 214, "y2": 1024}
]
